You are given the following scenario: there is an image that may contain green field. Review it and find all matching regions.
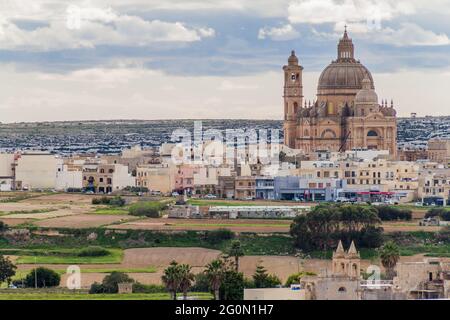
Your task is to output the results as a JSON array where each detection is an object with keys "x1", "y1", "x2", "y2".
[
  {"x1": 0, "y1": 292, "x2": 213, "y2": 300},
  {"x1": 90, "y1": 208, "x2": 130, "y2": 215},
  {"x1": 15, "y1": 248, "x2": 123, "y2": 264}
]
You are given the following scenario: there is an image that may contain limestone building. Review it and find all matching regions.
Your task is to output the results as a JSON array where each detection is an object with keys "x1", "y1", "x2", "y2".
[
  {"x1": 283, "y1": 29, "x2": 397, "y2": 156},
  {"x1": 300, "y1": 240, "x2": 361, "y2": 300}
]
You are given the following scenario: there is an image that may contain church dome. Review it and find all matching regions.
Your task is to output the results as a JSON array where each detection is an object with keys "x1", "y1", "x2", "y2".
[
  {"x1": 317, "y1": 29, "x2": 374, "y2": 92},
  {"x1": 355, "y1": 77, "x2": 378, "y2": 104},
  {"x1": 318, "y1": 61, "x2": 374, "y2": 91}
]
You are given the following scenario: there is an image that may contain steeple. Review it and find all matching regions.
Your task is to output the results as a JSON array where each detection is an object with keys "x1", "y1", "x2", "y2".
[
  {"x1": 334, "y1": 240, "x2": 345, "y2": 258},
  {"x1": 337, "y1": 27, "x2": 355, "y2": 62},
  {"x1": 347, "y1": 240, "x2": 359, "y2": 258}
]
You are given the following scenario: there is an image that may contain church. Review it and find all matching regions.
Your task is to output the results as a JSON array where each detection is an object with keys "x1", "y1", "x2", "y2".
[{"x1": 283, "y1": 29, "x2": 397, "y2": 156}]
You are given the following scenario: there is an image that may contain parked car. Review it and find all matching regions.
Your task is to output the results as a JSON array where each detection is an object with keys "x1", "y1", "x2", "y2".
[
  {"x1": 384, "y1": 199, "x2": 399, "y2": 205},
  {"x1": 415, "y1": 202, "x2": 423, "y2": 206},
  {"x1": 335, "y1": 197, "x2": 350, "y2": 203},
  {"x1": 171, "y1": 192, "x2": 180, "y2": 197},
  {"x1": 371, "y1": 202, "x2": 384, "y2": 206},
  {"x1": 204, "y1": 194, "x2": 217, "y2": 199}
]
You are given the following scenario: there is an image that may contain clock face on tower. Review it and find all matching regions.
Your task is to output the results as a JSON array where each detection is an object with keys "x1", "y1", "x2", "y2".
[{"x1": 291, "y1": 73, "x2": 296, "y2": 82}]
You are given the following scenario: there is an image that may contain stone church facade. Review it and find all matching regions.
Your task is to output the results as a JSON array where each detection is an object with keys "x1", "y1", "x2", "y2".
[{"x1": 283, "y1": 29, "x2": 397, "y2": 156}]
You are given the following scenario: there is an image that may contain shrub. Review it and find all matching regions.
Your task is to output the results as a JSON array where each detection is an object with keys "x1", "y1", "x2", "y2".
[
  {"x1": 129, "y1": 202, "x2": 165, "y2": 217},
  {"x1": 101, "y1": 272, "x2": 134, "y2": 293},
  {"x1": 190, "y1": 273, "x2": 210, "y2": 292},
  {"x1": 109, "y1": 196, "x2": 126, "y2": 207},
  {"x1": 425, "y1": 208, "x2": 450, "y2": 221},
  {"x1": 78, "y1": 246, "x2": 110, "y2": 257},
  {"x1": 0, "y1": 221, "x2": 7, "y2": 232},
  {"x1": 205, "y1": 229, "x2": 235, "y2": 244},
  {"x1": 132, "y1": 282, "x2": 166, "y2": 293},
  {"x1": 124, "y1": 186, "x2": 149, "y2": 193},
  {"x1": 92, "y1": 198, "x2": 102, "y2": 205},
  {"x1": 92, "y1": 196, "x2": 125, "y2": 207},
  {"x1": 376, "y1": 206, "x2": 412, "y2": 221},
  {"x1": 284, "y1": 272, "x2": 316, "y2": 287},
  {"x1": 24, "y1": 267, "x2": 60, "y2": 288},
  {"x1": 89, "y1": 282, "x2": 104, "y2": 294}
]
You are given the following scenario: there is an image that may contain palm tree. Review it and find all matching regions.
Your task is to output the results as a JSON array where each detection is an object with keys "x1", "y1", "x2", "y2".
[
  {"x1": 205, "y1": 259, "x2": 224, "y2": 300},
  {"x1": 227, "y1": 240, "x2": 244, "y2": 272},
  {"x1": 179, "y1": 264, "x2": 195, "y2": 300},
  {"x1": 379, "y1": 241, "x2": 400, "y2": 279},
  {"x1": 162, "y1": 261, "x2": 182, "y2": 300}
]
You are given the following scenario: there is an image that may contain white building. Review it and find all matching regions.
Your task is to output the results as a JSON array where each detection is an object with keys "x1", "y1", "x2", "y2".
[
  {"x1": 55, "y1": 165, "x2": 83, "y2": 191},
  {"x1": 15, "y1": 152, "x2": 62, "y2": 190}
]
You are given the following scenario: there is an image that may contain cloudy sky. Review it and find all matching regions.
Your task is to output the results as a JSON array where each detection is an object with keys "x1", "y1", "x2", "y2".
[{"x1": 0, "y1": 0, "x2": 450, "y2": 122}]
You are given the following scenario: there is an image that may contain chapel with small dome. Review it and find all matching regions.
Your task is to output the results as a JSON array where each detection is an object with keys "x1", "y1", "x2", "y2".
[{"x1": 283, "y1": 28, "x2": 397, "y2": 156}]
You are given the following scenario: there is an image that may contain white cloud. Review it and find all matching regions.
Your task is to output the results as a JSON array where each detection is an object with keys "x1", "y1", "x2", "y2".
[
  {"x1": 218, "y1": 80, "x2": 258, "y2": 91},
  {"x1": 258, "y1": 24, "x2": 300, "y2": 41},
  {"x1": 1, "y1": 64, "x2": 450, "y2": 122},
  {"x1": 288, "y1": 0, "x2": 415, "y2": 25},
  {"x1": 375, "y1": 23, "x2": 450, "y2": 47},
  {"x1": 0, "y1": 6, "x2": 215, "y2": 51}
]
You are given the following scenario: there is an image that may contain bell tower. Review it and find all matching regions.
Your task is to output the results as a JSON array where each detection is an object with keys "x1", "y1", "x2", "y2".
[{"x1": 283, "y1": 50, "x2": 303, "y2": 149}]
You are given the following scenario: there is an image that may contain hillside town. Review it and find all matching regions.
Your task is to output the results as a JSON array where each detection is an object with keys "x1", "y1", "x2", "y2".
[
  {"x1": 0, "y1": 29, "x2": 449, "y2": 303},
  {"x1": 0, "y1": 136, "x2": 448, "y2": 209}
]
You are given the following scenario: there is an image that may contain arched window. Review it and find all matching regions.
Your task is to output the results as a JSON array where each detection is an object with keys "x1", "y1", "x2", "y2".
[
  {"x1": 293, "y1": 102, "x2": 298, "y2": 114},
  {"x1": 338, "y1": 287, "x2": 347, "y2": 292},
  {"x1": 367, "y1": 130, "x2": 378, "y2": 137},
  {"x1": 304, "y1": 129, "x2": 309, "y2": 136}
]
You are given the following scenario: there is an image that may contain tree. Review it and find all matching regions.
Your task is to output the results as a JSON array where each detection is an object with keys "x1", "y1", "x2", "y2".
[
  {"x1": 220, "y1": 269, "x2": 245, "y2": 300},
  {"x1": 284, "y1": 271, "x2": 316, "y2": 287},
  {"x1": 290, "y1": 204, "x2": 383, "y2": 251},
  {"x1": 101, "y1": 271, "x2": 134, "y2": 293},
  {"x1": 227, "y1": 240, "x2": 244, "y2": 272},
  {"x1": 205, "y1": 259, "x2": 224, "y2": 300},
  {"x1": 0, "y1": 255, "x2": 16, "y2": 287},
  {"x1": 379, "y1": 241, "x2": 400, "y2": 279},
  {"x1": 0, "y1": 221, "x2": 7, "y2": 232},
  {"x1": 162, "y1": 261, "x2": 182, "y2": 300},
  {"x1": 178, "y1": 264, "x2": 195, "y2": 300},
  {"x1": 25, "y1": 267, "x2": 60, "y2": 288},
  {"x1": 252, "y1": 264, "x2": 281, "y2": 288}
]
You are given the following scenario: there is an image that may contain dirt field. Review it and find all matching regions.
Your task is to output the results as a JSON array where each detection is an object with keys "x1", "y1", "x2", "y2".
[
  {"x1": 109, "y1": 218, "x2": 292, "y2": 233},
  {"x1": 382, "y1": 221, "x2": 442, "y2": 233},
  {"x1": 34, "y1": 214, "x2": 138, "y2": 228}
]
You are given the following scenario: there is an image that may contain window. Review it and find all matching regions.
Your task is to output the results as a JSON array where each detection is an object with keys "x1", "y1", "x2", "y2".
[
  {"x1": 367, "y1": 130, "x2": 378, "y2": 137},
  {"x1": 338, "y1": 287, "x2": 347, "y2": 293}
]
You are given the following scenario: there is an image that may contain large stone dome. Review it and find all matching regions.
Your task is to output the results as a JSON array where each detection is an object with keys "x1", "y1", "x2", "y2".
[{"x1": 318, "y1": 61, "x2": 374, "y2": 91}]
